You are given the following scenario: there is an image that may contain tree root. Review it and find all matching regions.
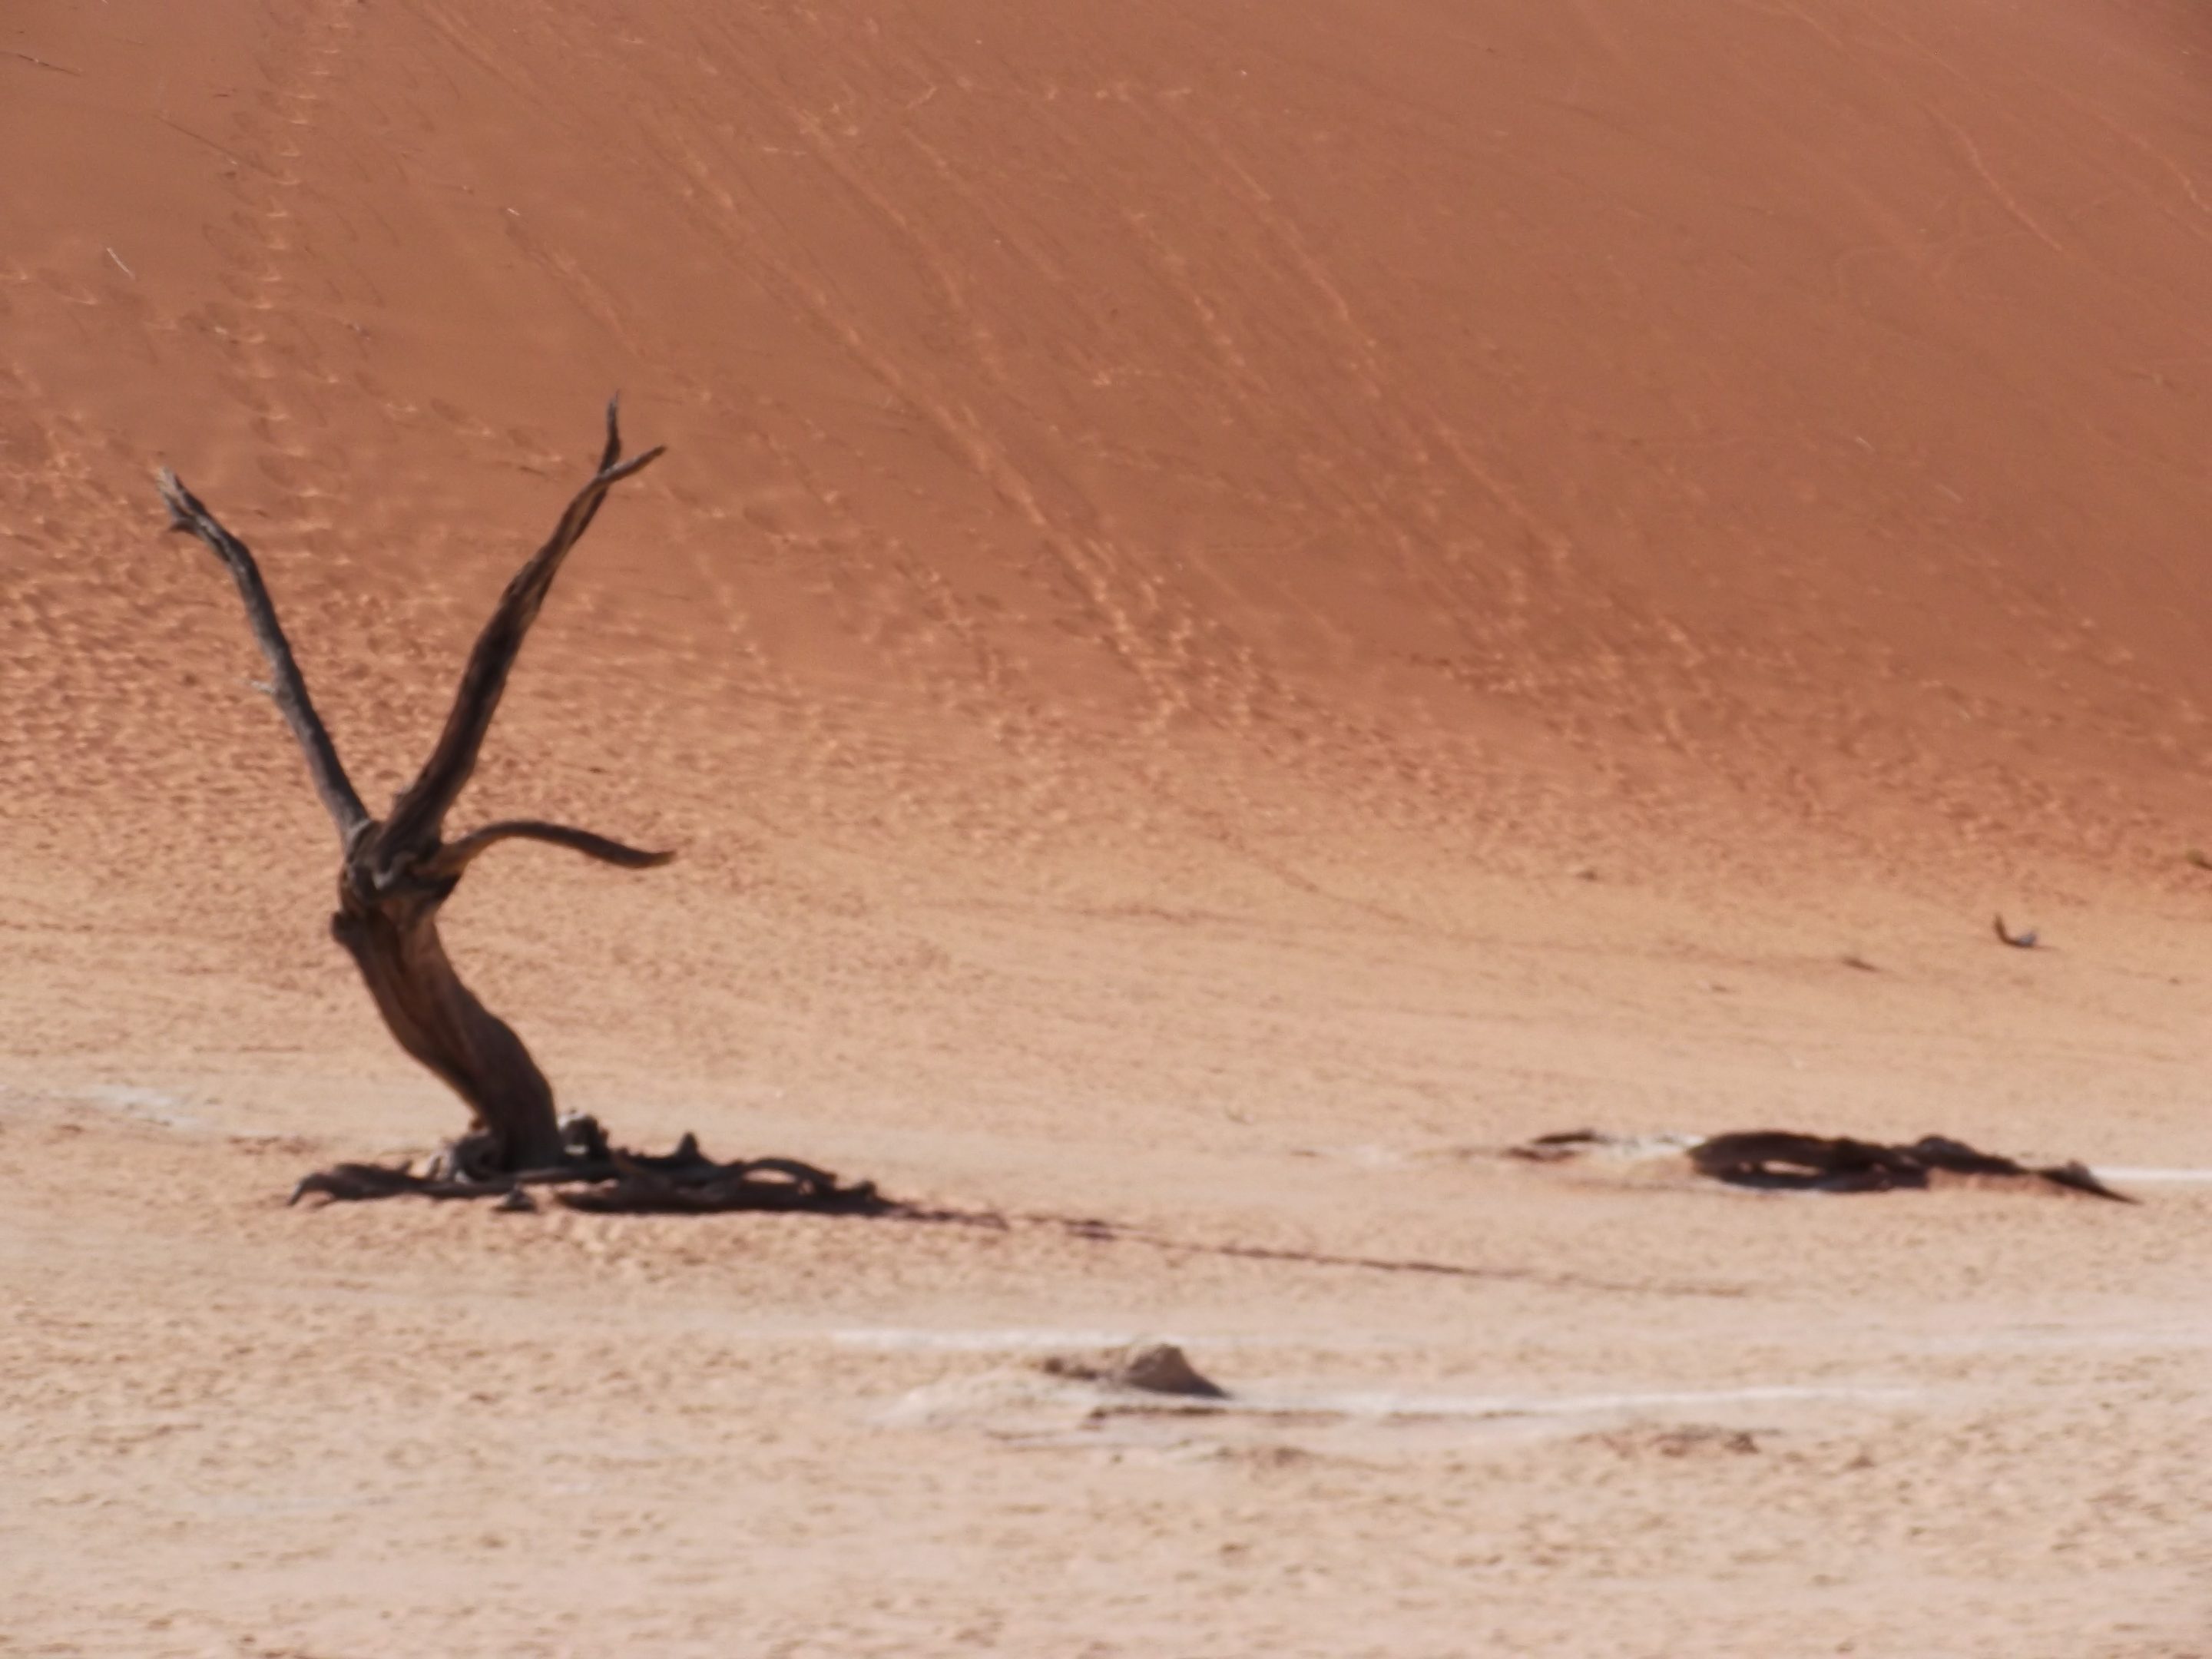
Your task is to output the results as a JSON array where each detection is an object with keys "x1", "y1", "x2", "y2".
[{"x1": 289, "y1": 1116, "x2": 886, "y2": 1215}]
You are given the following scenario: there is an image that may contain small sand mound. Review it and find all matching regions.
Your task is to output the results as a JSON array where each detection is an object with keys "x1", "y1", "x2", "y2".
[
  {"x1": 1037, "y1": 1341, "x2": 1230, "y2": 1399},
  {"x1": 876, "y1": 1342, "x2": 1230, "y2": 1435}
]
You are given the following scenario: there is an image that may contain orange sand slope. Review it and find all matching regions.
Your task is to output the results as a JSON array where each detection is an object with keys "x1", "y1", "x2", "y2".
[
  {"x1": 4, "y1": 2, "x2": 2212, "y2": 1655},
  {"x1": 5, "y1": 0, "x2": 2211, "y2": 873}
]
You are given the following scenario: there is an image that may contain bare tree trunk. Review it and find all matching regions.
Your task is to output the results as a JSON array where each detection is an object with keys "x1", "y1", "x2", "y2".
[
  {"x1": 159, "y1": 401, "x2": 663, "y2": 1176},
  {"x1": 330, "y1": 879, "x2": 568, "y2": 1172},
  {"x1": 158, "y1": 403, "x2": 870, "y2": 1212}
]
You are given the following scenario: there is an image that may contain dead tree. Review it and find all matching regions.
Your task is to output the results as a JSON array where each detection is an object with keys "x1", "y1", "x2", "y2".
[{"x1": 160, "y1": 401, "x2": 877, "y2": 1214}]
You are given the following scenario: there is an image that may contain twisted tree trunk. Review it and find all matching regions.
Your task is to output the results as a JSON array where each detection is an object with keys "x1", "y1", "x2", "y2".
[
  {"x1": 330, "y1": 874, "x2": 569, "y2": 1174},
  {"x1": 161, "y1": 402, "x2": 873, "y2": 1213}
]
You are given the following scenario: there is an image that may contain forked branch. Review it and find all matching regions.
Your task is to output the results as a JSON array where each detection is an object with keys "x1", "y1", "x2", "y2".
[
  {"x1": 379, "y1": 398, "x2": 665, "y2": 860},
  {"x1": 160, "y1": 401, "x2": 884, "y2": 1215},
  {"x1": 157, "y1": 470, "x2": 370, "y2": 846}
]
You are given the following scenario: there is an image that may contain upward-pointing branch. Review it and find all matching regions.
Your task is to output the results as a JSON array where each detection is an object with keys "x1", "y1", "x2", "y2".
[
  {"x1": 157, "y1": 469, "x2": 371, "y2": 846},
  {"x1": 378, "y1": 397, "x2": 664, "y2": 862}
]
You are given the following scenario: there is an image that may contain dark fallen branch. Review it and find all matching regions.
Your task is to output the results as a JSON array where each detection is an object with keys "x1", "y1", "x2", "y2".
[
  {"x1": 1503, "y1": 1128, "x2": 2134, "y2": 1202},
  {"x1": 1688, "y1": 1131, "x2": 2133, "y2": 1201}
]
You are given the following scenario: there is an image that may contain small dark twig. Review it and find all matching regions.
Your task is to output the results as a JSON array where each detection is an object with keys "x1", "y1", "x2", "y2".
[
  {"x1": 1992, "y1": 915, "x2": 2038, "y2": 949},
  {"x1": 5, "y1": 48, "x2": 82, "y2": 75}
]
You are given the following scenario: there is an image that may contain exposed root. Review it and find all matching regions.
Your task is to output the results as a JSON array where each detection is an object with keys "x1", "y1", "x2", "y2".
[{"x1": 289, "y1": 1115, "x2": 886, "y2": 1215}]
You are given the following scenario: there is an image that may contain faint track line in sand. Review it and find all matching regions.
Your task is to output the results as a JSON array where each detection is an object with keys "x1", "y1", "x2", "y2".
[
  {"x1": 1172, "y1": 117, "x2": 1564, "y2": 680},
  {"x1": 409, "y1": 1, "x2": 692, "y2": 380},
  {"x1": 3, "y1": 6, "x2": 352, "y2": 816},
  {"x1": 594, "y1": 19, "x2": 1310, "y2": 752},
  {"x1": 720, "y1": 68, "x2": 1545, "y2": 885},
  {"x1": 2, "y1": 47, "x2": 81, "y2": 76},
  {"x1": 761, "y1": 72, "x2": 1237, "y2": 749},
  {"x1": 402, "y1": 7, "x2": 1175, "y2": 760},
  {"x1": 886, "y1": 65, "x2": 1302, "y2": 737},
  {"x1": 192, "y1": 0, "x2": 368, "y2": 513},
  {"x1": 1131, "y1": 96, "x2": 1646, "y2": 740},
  {"x1": 630, "y1": 113, "x2": 1210, "y2": 734},
  {"x1": 2004, "y1": 65, "x2": 2212, "y2": 258},
  {"x1": 1918, "y1": 103, "x2": 2065, "y2": 256},
  {"x1": 783, "y1": 103, "x2": 1021, "y2": 396},
  {"x1": 741, "y1": 402, "x2": 1060, "y2": 765},
  {"x1": 959, "y1": 101, "x2": 1376, "y2": 743},
  {"x1": 1790, "y1": 2, "x2": 2210, "y2": 349}
]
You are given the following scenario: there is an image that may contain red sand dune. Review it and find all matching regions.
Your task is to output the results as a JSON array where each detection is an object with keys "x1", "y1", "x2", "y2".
[
  {"x1": 4, "y1": 2, "x2": 2210, "y2": 1654},
  {"x1": 8, "y1": 0, "x2": 2211, "y2": 878}
]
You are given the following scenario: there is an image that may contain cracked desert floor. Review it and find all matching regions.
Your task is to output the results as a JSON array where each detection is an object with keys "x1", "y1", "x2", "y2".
[{"x1": 4, "y1": 1, "x2": 2210, "y2": 1654}]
